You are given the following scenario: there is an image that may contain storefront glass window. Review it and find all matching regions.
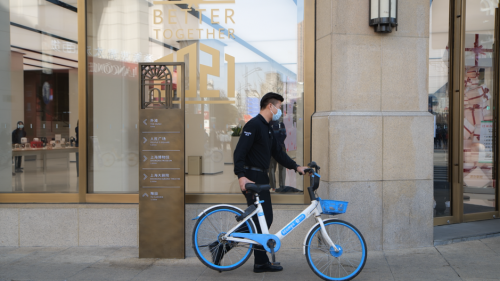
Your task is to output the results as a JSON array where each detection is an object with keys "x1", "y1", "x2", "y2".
[
  {"x1": 0, "y1": 0, "x2": 79, "y2": 193},
  {"x1": 462, "y1": 0, "x2": 497, "y2": 214},
  {"x1": 87, "y1": 0, "x2": 305, "y2": 194},
  {"x1": 429, "y1": 0, "x2": 451, "y2": 217}
]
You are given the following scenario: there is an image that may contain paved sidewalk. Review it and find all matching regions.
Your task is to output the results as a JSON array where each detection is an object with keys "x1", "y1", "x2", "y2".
[{"x1": 1, "y1": 236, "x2": 500, "y2": 281}]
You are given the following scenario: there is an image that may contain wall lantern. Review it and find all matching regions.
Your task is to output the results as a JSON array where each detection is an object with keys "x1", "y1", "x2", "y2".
[{"x1": 369, "y1": 0, "x2": 398, "y2": 33}]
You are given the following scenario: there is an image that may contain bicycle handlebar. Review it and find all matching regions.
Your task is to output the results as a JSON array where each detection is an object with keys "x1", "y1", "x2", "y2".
[
  {"x1": 302, "y1": 168, "x2": 314, "y2": 174},
  {"x1": 298, "y1": 162, "x2": 320, "y2": 175},
  {"x1": 301, "y1": 161, "x2": 320, "y2": 201}
]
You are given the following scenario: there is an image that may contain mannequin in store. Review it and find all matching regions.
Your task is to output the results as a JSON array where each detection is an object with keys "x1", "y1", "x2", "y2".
[
  {"x1": 75, "y1": 120, "x2": 79, "y2": 177},
  {"x1": 268, "y1": 108, "x2": 287, "y2": 191},
  {"x1": 12, "y1": 121, "x2": 26, "y2": 173}
]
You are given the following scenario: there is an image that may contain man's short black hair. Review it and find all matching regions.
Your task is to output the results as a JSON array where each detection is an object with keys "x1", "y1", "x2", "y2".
[{"x1": 260, "y1": 92, "x2": 284, "y2": 110}]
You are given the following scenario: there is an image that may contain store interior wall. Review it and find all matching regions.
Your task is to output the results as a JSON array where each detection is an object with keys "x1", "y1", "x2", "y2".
[
  {"x1": 88, "y1": 0, "x2": 148, "y2": 193},
  {"x1": 0, "y1": 0, "x2": 11, "y2": 192},
  {"x1": 10, "y1": 51, "x2": 24, "y2": 130}
]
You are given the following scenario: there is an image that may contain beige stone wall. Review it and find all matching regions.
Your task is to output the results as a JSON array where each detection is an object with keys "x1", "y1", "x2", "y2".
[
  {"x1": 0, "y1": 205, "x2": 138, "y2": 247},
  {"x1": 0, "y1": 204, "x2": 315, "y2": 253},
  {"x1": 313, "y1": 0, "x2": 434, "y2": 250}
]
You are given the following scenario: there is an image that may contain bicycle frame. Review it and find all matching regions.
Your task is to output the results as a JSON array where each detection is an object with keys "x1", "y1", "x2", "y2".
[{"x1": 223, "y1": 194, "x2": 339, "y2": 253}]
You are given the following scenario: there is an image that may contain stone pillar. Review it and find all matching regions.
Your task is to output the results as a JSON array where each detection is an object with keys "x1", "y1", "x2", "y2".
[
  {"x1": 0, "y1": 0, "x2": 12, "y2": 191},
  {"x1": 313, "y1": 0, "x2": 433, "y2": 250}
]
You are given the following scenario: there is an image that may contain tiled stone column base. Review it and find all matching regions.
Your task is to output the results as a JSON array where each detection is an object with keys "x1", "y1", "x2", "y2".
[
  {"x1": 0, "y1": 189, "x2": 432, "y2": 252},
  {"x1": 317, "y1": 180, "x2": 433, "y2": 251},
  {"x1": 312, "y1": 112, "x2": 434, "y2": 250},
  {"x1": 0, "y1": 204, "x2": 138, "y2": 247},
  {"x1": 0, "y1": 204, "x2": 318, "y2": 255},
  {"x1": 1, "y1": 199, "x2": 427, "y2": 252}
]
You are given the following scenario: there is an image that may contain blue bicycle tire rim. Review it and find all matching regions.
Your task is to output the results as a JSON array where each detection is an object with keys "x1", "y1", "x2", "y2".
[
  {"x1": 306, "y1": 221, "x2": 366, "y2": 280},
  {"x1": 194, "y1": 208, "x2": 253, "y2": 269}
]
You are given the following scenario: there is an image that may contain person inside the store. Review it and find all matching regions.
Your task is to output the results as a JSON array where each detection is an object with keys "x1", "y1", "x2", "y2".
[
  {"x1": 12, "y1": 121, "x2": 26, "y2": 173},
  {"x1": 232, "y1": 92, "x2": 308, "y2": 273},
  {"x1": 75, "y1": 120, "x2": 79, "y2": 177},
  {"x1": 269, "y1": 111, "x2": 287, "y2": 192}
]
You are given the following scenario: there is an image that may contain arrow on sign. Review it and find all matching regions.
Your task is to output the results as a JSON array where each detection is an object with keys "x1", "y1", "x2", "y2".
[
  {"x1": 143, "y1": 155, "x2": 147, "y2": 162},
  {"x1": 143, "y1": 174, "x2": 148, "y2": 180},
  {"x1": 143, "y1": 119, "x2": 147, "y2": 125},
  {"x1": 142, "y1": 193, "x2": 148, "y2": 197},
  {"x1": 143, "y1": 137, "x2": 147, "y2": 144}
]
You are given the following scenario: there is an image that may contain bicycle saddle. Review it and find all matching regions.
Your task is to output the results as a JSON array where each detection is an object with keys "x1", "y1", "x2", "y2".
[{"x1": 245, "y1": 183, "x2": 271, "y2": 193}]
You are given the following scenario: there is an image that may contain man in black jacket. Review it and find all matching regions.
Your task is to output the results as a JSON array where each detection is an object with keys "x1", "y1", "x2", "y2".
[
  {"x1": 12, "y1": 121, "x2": 26, "y2": 173},
  {"x1": 233, "y1": 92, "x2": 307, "y2": 273}
]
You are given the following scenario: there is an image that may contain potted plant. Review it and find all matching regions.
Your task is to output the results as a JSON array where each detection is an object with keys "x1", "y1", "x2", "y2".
[{"x1": 230, "y1": 125, "x2": 242, "y2": 161}]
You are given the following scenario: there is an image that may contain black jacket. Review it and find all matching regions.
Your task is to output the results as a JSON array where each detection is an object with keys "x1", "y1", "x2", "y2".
[
  {"x1": 12, "y1": 129, "x2": 26, "y2": 144},
  {"x1": 75, "y1": 126, "x2": 79, "y2": 147},
  {"x1": 233, "y1": 114, "x2": 297, "y2": 179},
  {"x1": 271, "y1": 121, "x2": 287, "y2": 148}
]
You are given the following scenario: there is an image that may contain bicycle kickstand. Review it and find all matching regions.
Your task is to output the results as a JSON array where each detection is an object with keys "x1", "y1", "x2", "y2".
[{"x1": 267, "y1": 239, "x2": 280, "y2": 266}]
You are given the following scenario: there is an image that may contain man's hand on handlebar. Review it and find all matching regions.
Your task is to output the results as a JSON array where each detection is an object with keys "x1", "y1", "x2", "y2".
[
  {"x1": 238, "y1": 177, "x2": 255, "y2": 192},
  {"x1": 297, "y1": 166, "x2": 312, "y2": 175}
]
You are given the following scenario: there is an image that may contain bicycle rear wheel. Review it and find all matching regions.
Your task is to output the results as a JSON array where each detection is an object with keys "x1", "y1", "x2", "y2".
[
  {"x1": 305, "y1": 219, "x2": 367, "y2": 281},
  {"x1": 192, "y1": 206, "x2": 255, "y2": 272}
]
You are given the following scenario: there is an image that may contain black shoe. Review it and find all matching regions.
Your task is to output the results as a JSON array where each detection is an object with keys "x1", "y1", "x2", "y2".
[
  {"x1": 254, "y1": 262, "x2": 283, "y2": 273},
  {"x1": 208, "y1": 241, "x2": 234, "y2": 265},
  {"x1": 15, "y1": 169, "x2": 23, "y2": 173}
]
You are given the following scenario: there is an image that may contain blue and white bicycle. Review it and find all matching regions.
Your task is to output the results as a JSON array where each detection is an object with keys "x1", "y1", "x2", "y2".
[{"x1": 192, "y1": 162, "x2": 367, "y2": 281}]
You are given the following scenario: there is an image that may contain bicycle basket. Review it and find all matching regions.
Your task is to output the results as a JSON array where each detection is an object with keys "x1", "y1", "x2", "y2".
[{"x1": 319, "y1": 199, "x2": 348, "y2": 215}]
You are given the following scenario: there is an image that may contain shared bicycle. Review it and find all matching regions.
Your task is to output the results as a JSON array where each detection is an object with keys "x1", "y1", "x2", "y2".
[{"x1": 192, "y1": 162, "x2": 367, "y2": 281}]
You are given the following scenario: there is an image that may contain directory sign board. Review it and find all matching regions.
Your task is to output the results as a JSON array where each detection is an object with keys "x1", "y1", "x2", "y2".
[{"x1": 138, "y1": 63, "x2": 185, "y2": 258}]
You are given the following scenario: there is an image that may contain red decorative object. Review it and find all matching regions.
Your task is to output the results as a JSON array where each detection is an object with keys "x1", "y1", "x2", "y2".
[{"x1": 465, "y1": 34, "x2": 493, "y2": 67}]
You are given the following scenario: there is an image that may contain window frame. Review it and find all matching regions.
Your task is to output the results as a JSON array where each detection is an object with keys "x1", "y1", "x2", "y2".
[{"x1": 0, "y1": 0, "x2": 316, "y2": 204}]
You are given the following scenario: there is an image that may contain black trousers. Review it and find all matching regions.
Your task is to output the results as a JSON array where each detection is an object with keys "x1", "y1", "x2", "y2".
[
  {"x1": 14, "y1": 156, "x2": 22, "y2": 169},
  {"x1": 241, "y1": 169, "x2": 273, "y2": 265},
  {"x1": 76, "y1": 152, "x2": 79, "y2": 177},
  {"x1": 269, "y1": 148, "x2": 286, "y2": 190}
]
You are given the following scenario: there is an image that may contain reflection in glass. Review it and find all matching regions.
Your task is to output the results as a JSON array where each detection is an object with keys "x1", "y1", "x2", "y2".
[
  {"x1": 463, "y1": 0, "x2": 497, "y2": 214},
  {"x1": 87, "y1": 0, "x2": 305, "y2": 194},
  {"x1": 429, "y1": 0, "x2": 451, "y2": 217},
  {"x1": 3, "y1": 1, "x2": 79, "y2": 193}
]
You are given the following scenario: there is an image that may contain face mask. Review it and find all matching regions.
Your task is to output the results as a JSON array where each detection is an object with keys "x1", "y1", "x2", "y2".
[
  {"x1": 18, "y1": 124, "x2": 24, "y2": 129},
  {"x1": 271, "y1": 104, "x2": 282, "y2": 122}
]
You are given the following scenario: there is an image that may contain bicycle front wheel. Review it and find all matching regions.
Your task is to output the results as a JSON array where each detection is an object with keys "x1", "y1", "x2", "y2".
[
  {"x1": 305, "y1": 219, "x2": 367, "y2": 281},
  {"x1": 192, "y1": 206, "x2": 255, "y2": 272}
]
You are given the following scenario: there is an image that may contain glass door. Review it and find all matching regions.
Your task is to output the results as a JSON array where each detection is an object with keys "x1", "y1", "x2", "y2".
[
  {"x1": 462, "y1": 0, "x2": 498, "y2": 218},
  {"x1": 430, "y1": 0, "x2": 452, "y2": 218}
]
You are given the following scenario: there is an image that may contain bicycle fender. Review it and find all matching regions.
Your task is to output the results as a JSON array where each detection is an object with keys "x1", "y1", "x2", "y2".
[
  {"x1": 303, "y1": 218, "x2": 339, "y2": 255},
  {"x1": 194, "y1": 204, "x2": 258, "y2": 236},
  {"x1": 193, "y1": 204, "x2": 245, "y2": 220}
]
